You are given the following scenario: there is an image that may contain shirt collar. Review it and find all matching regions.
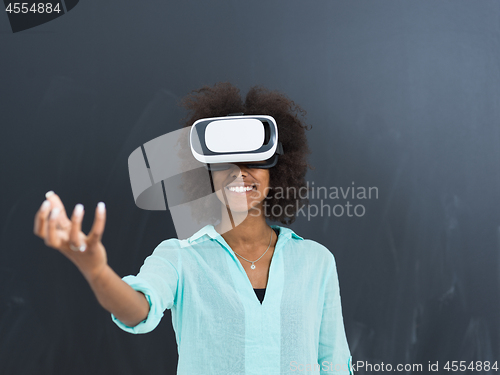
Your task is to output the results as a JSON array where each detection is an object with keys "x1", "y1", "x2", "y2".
[{"x1": 187, "y1": 224, "x2": 304, "y2": 244}]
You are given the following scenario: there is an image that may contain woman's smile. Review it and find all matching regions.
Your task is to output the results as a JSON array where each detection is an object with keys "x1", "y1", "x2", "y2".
[{"x1": 224, "y1": 184, "x2": 257, "y2": 195}]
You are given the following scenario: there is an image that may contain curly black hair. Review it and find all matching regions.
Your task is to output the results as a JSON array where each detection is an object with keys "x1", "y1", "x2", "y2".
[{"x1": 177, "y1": 82, "x2": 313, "y2": 225}]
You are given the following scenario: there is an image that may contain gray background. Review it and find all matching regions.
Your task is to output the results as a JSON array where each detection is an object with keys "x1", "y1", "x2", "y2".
[{"x1": 1, "y1": 0, "x2": 499, "y2": 374}]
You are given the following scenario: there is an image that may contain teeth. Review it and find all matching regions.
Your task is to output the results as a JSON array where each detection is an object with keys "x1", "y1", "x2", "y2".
[{"x1": 228, "y1": 186, "x2": 254, "y2": 193}]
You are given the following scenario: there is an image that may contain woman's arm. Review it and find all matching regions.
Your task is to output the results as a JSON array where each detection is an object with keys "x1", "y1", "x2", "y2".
[
  {"x1": 318, "y1": 255, "x2": 352, "y2": 374},
  {"x1": 86, "y1": 264, "x2": 150, "y2": 327}
]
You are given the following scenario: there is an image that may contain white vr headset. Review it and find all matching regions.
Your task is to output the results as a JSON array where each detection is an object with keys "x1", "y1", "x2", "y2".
[{"x1": 190, "y1": 114, "x2": 284, "y2": 170}]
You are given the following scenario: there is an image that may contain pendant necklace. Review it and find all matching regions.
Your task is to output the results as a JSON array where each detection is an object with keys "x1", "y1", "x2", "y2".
[{"x1": 233, "y1": 228, "x2": 273, "y2": 270}]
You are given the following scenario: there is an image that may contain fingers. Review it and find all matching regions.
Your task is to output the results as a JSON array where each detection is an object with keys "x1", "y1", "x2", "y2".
[
  {"x1": 45, "y1": 207, "x2": 62, "y2": 248},
  {"x1": 35, "y1": 193, "x2": 107, "y2": 253},
  {"x1": 34, "y1": 199, "x2": 51, "y2": 238},
  {"x1": 69, "y1": 204, "x2": 86, "y2": 252},
  {"x1": 87, "y1": 202, "x2": 106, "y2": 248},
  {"x1": 44, "y1": 191, "x2": 70, "y2": 225}
]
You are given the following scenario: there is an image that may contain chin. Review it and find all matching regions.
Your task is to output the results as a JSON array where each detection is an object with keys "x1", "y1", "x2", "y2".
[{"x1": 219, "y1": 201, "x2": 263, "y2": 215}]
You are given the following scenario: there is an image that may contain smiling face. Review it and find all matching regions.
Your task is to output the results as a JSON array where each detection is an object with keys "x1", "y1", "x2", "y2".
[{"x1": 211, "y1": 161, "x2": 271, "y2": 215}]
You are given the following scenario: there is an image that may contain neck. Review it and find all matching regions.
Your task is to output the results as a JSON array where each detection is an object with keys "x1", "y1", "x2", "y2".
[{"x1": 215, "y1": 204, "x2": 274, "y2": 250}]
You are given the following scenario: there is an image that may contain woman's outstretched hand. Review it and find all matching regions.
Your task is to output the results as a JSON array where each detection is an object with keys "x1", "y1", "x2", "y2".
[{"x1": 34, "y1": 191, "x2": 108, "y2": 283}]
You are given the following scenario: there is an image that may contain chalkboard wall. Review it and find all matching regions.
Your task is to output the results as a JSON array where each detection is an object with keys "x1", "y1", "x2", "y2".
[{"x1": 1, "y1": 1, "x2": 499, "y2": 374}]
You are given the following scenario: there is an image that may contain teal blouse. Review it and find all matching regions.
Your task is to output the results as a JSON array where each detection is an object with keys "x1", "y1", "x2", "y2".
[{"x1": 112, "y1": 224, "x2": 353, "y2": 374}]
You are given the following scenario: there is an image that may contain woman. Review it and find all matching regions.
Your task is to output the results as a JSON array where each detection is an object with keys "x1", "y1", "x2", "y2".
[{"x1": 33, "y1": 83, "x2": 352, "y2": 374}]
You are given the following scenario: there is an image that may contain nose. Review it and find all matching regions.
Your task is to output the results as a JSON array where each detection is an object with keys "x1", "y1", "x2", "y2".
[{"x1": 230, "y1": 164, "x2": 249, "y2": 178}]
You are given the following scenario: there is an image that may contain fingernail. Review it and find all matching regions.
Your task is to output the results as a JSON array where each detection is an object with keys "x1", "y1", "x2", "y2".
[
  {"x1": 97, "y1": 202, "x2": 105, "y2": 213},
  {"x1": 74, "y1": 204, "x2": 84, "y2": 216},
  {"x1": 50, "y1": 208, "x2": 60, "y2": 220},
  {"x1": 41, "y1": 200, "x2": 51, "y2": 210},
  {"x1": 45, "y1": 191, "x2": 54, "y2": 199}
]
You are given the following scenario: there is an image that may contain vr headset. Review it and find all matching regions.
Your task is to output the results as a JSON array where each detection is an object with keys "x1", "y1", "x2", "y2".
[{"x1": 190, "y1": 114, "x2": 284, "y2": 171}]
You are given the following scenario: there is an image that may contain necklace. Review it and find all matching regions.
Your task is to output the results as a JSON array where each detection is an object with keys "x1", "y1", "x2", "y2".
[{"x1": 232, "y1": 228, "x2": 273, "y2": 270}]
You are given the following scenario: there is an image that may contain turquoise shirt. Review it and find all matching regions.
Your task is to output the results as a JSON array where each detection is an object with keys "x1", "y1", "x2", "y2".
[{"x1": 112, "y1": 224, "x2": 353, "y2": 374}]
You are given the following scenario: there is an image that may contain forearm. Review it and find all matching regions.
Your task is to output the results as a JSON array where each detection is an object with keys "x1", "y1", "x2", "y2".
[{"x1": 85, "y1": 264, "x2": 150, "y2": 327}]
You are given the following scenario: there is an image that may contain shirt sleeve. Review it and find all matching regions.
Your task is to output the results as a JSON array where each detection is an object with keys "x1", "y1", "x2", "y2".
[
  {"x1": 111, "y1": 239, "x2": 180, "y2": 334},
  {"x1": 318, "y1": 255, "x2": 353, "y2": 374}
]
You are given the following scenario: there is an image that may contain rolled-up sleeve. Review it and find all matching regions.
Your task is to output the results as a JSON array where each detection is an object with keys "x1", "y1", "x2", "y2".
[
  {"x1": 111, "y1": 240, "x2": 180, "y2": 334},
  {"x1": 318, "y1": 255, "x2": 353, "y2": 374}
]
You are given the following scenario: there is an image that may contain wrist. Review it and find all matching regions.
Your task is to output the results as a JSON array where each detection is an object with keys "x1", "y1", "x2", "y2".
[{"x1": 82, "y1": 262, "x2": 109, "y2": 286}]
